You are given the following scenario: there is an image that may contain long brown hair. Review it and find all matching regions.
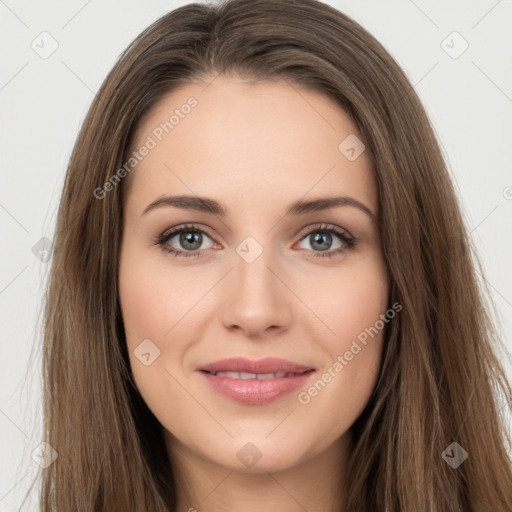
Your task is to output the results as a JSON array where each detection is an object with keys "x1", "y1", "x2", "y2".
[{"x1": 33, "y1": 0, "x2": 512, "y2": 509}]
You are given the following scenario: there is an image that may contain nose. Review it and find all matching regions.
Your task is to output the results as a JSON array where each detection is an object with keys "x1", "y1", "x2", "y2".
[{"x1": 219, "y1": 244, "x2": 293, "y2": 338}]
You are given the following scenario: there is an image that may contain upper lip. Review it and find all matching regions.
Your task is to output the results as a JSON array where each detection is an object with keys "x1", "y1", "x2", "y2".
[{"x1": 198, "y1": 357, "x2": 315, "y2": 374}]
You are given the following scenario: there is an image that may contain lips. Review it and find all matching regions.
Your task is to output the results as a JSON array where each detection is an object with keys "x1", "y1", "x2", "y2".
[{"x1": 197, "y1": 357, "x2": 316, "y2": 405}]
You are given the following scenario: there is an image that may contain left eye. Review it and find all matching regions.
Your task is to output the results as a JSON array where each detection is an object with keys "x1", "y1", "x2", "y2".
[{"x1": 296, "y1": 230, "x2": 344, "y2": 252}]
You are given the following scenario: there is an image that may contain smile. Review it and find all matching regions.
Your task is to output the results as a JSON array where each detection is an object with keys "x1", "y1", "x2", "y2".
[{"x1": 199, "y1": 369, "x2": 315, "y2": 405}]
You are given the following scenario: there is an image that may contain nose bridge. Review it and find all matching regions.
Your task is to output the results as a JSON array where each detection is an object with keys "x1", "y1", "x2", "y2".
[
  {"x1": 234, "y1": 234, "x2": 280, "y2": 305},
  {"x1": 220, "y1": 234, "x2": 292, "y2": 335},
  {"x1": 236, "y1": 237, "x2": 274, "y2": 292}
]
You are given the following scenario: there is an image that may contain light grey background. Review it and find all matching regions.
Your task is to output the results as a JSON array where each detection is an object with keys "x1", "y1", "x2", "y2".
[{"x1": 1, "y1": 0, "x2": 511, "y2": 509}]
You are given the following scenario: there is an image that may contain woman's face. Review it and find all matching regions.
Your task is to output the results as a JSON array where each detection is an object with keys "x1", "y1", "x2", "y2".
[{"x1": 119, "y1": 75, "x2": 389, "y2": 473}]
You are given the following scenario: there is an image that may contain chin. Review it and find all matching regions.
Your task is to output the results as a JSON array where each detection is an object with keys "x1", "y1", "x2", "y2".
[{"x1": 204, "y1": 436, "x2": 312, "y2": 474}]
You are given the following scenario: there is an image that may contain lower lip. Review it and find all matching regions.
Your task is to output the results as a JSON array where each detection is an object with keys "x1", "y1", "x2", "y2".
[{"x1": 198, "y1": 370, "x2": 315, "y2": 405}]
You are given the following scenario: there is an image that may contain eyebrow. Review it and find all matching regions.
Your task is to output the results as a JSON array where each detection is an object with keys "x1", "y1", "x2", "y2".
[{"x1": 142, "y1": 194, "x2": 376, "y2": 221}]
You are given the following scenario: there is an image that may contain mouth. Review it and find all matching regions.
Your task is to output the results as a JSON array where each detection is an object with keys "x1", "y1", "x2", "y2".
[{"x1": 197, "y1": 365, "x2": 316, "y2": 405}]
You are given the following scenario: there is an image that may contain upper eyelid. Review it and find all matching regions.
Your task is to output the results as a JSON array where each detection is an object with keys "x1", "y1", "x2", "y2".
[
  {"x1": 161, "y1": 223, "x2": 216, "y2": 242},
  {"x1": 159, "y1": 222, "x2": 353, "y2": 246},
  {"x1": 296, "y1": 223, "x2": 353, "y2": 240}
]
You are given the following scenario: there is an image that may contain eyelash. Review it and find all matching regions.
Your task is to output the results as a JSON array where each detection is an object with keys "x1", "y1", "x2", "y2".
[{"x1": 154, "y1": 223, "x2": 356, "y2": 259}]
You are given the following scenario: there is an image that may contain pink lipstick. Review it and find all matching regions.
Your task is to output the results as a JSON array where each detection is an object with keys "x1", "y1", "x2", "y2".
[{"x1": 197, "y1": 357, "x2": 315, "y2": 405}]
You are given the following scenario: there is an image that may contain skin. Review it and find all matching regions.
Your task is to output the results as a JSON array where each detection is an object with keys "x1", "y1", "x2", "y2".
[{"x1": 119, "y1": 75, "x2": 389, "y2": 512}]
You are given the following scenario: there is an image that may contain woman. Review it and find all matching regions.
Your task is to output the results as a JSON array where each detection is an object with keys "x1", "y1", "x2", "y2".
[{"x1": 33, "y1": 0, "x2": 512, "y2": 510}]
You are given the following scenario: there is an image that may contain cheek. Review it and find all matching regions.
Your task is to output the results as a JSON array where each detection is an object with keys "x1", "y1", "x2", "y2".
[
  {"x1": 120, "y1": 266, "x2": 167, "y2": 347},
  {"x1": 119, "y1": 244, "x2": 199, "y2": 346},
  {"x1": 296, "y1": 255, "x2": 388, "y2": 413},
  {"x1": 305, "y1": 255, "x2": 389, "y2": 348},
  {"x1": 118, "y1": 242, "x2": 220, "y2": 398},
  {"x1": 118, "y1": 246, "x2": 195, "y2": 420},
  {"x1": 118, "y1": 244, "x2": 181, "y2": 387}
]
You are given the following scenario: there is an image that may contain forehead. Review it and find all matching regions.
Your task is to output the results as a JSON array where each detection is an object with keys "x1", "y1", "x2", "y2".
[{"x1": 127, "y1": 75, "x2": 376, "y2": 216}]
